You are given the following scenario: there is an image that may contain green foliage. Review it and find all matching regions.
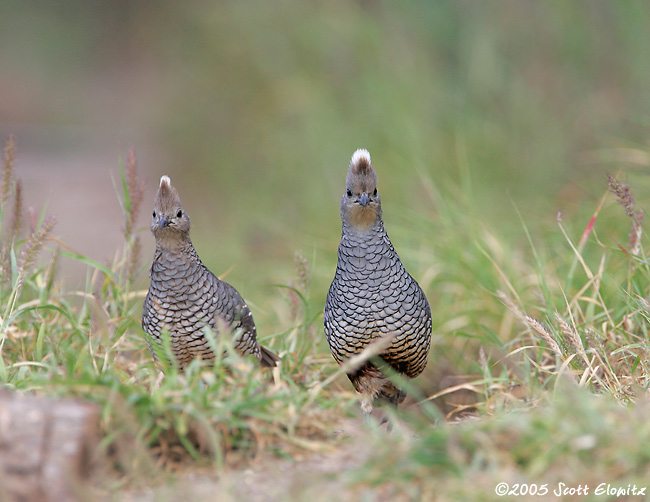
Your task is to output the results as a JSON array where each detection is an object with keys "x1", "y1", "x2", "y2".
[{"x1": 348, "y1": 385, "x2": 650, "y2": 500}]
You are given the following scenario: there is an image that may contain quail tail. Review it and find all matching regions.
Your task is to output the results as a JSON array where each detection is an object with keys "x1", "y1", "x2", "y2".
[{"x1": 258, "y1": 345, "x2": 280, "y2": 368}]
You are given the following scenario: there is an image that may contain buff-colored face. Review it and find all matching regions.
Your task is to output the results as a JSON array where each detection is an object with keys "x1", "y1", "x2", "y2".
[
  {"x1": 341, "y1": 149, "x2": 381, "y2": 229},
  {"x1": 151, "y1": 176, "x2": 191, "y2": 244}
]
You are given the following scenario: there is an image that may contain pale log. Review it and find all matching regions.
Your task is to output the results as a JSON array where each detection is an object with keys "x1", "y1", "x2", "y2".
[{"x1": 0, "y1": 389, "x2": 99, "y2": 502}]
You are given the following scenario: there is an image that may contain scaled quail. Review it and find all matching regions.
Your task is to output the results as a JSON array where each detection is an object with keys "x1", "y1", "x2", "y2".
[
  {"x1": 324, "y1": 149, "x2": 432, "y2": 419},
  {"x1": 142, "y1": 176, "x2": 280, "y2": 370}
]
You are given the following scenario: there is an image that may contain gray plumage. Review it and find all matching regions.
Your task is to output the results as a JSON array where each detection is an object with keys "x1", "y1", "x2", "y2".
[
  {"x1": 142, "y1": 175, "x2": 279, "y2": 370},
  {"x1": 324, "y1": 149, "x2": 431, "y2": 417}
]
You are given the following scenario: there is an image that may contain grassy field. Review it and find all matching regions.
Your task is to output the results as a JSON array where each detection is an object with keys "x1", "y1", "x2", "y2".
[
  {"x1": 2, "y1": 2, "x2": 650, "y2": 500},
  {"x1": 2, "y1": 131, "x2": 650, "y2": 500}
]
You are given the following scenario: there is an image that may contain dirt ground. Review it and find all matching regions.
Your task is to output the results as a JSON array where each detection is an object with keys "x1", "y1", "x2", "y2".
[{"x1": 116, "y1": 419, "x2": 397, "y2": 502}]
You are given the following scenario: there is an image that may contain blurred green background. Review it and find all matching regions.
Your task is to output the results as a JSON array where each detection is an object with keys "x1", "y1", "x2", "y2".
[{"x1": 2, "y1": 0, "x2": 650, "y2": 338}]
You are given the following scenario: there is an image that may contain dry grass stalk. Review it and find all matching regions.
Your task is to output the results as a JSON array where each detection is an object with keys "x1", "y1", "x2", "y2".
[
  {"x1": 523, "y1": 316, "x2": 562, "y2": 355},
  {"x1": 9, "y1": 216, "x2": 57, "y2": 314},
  {"x1": 9, "y1": 178, "x2": 23, "y2": 242},
  {"x1": 584, "y1": 328, "x2": 610, "y2": 368},
  {"x1": 1, "y1": 136, "x2": 15, "y2": 207},
  {"x1": 555, "y1": 313, "x2": 585, "y2": 357},
  {"x1": 608, "y1": 175, "x2": 643, "y2": 255},
  {"x1": 19, "y1": 216, "x2": 56, "y2": 275},
  {"x1": 0, "y1": 244, "x2": 10, "y2": 285},
  {"x1": 124, "y1": 149, "x2": 144, "y2": 241},
  {"x1": 496, "y1": 290, "x2": 518, "y2": 314},
  {"x1": 127, "y1": 236, "x2": 141, "y2": 284},
  {"x1": 312, "y1": 333, "x2": 397, "y2": 395},
  {"x1": 124, "y1": 149, "x2": 145, "y2": 283},
  {"x1": 43, "y1": 247, "x2": 59, "y2": 293},
  {"x1": 294, "y1": 251, "x2": 311, "y2": 292},
  {"x1": 498, "y1": 290, "x2": 563, "y2": 356}
]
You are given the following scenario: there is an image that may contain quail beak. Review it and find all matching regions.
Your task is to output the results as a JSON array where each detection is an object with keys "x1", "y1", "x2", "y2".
[
  {"x1": 157, "y1": 215, "x2": 170, "y2": 228},
  {"x1": 358, "y1": 192, "x2": 370, "y2": 206}
]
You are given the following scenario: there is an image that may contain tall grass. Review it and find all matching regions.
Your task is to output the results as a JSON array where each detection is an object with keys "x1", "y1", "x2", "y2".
[{"x1": 2, "y1": 134, "x2": 650, "y2": 500}]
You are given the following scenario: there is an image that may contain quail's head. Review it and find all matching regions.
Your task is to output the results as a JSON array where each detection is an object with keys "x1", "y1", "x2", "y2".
[
  {"x1": 151, "y1": 176, "x2": 191, "y2": 246},
  {"x1": 341, "y1": 149, "x2": 381, "y2": 229}
]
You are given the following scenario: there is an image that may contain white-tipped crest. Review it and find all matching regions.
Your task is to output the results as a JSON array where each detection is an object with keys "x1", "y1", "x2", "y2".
[
  {"x1": 160, "y1": 175, "x2": 171, "y2": 187},
  {"x1": 350, "y1": 149, "x2": 371, "y2": 167}
]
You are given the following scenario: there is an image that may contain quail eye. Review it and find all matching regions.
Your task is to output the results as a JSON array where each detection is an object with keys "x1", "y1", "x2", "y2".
[
  {"x1": 373, "y1": 188, "x2": 377, "y2": 196},
  {"x1": 346, "y1": 189, "x2": 352, "y2": 197},
  {"x1": 177, "y1": 209, "x2": 183, "y2": 218},
  {"x1": 153, "y1": 210, "x2": 156, "y2": 218}
]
